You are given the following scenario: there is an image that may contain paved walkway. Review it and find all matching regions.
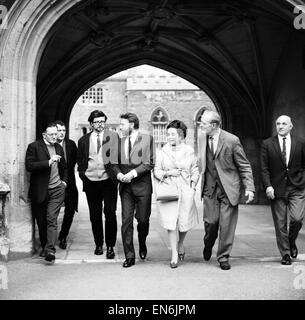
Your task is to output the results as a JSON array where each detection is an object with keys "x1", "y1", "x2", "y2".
[{"x1": 1, "y1": 177, "x2": 305, "y2": 300}]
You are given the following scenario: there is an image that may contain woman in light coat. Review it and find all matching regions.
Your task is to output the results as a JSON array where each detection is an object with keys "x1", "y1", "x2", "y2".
[{"x1": 154, "y1": 120, "x2": 199, "y2": 268}]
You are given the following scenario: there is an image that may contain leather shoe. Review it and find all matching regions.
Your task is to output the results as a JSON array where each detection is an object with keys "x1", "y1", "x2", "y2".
[
  {"x1": 94, "y1": 246, "x2": 103, "y2": 255},
  {"x1": 139, "y1": 243, "x2": 147, "y2": 260},
  {"x1": 281, "y1": 254, "x2": 292, "y2": 265},
  {"x1": 58, "y1": 238, "x2": 67, "y2": 250},
  {"x1": 106, "y1": 247, "x2": 115, "y2": 259},
  {"x1": 290, "y1": 244, "x2": 298, "y2": 259},
  {"x1": 123, "y1": 258, "x2": 135, "y2": 268},
  {"x1": 45, "y1": 252, "x2": 55, "y2": 263},
  {"x1": 219, "y1": 261, "x2": 231, "y2": 270},
  {"x1": 203, "y1": 247, "x2": 212, "y2": 261}
]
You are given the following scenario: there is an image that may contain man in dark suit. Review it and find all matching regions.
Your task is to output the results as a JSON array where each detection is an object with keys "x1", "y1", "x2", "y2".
[
  {"x1": 77, "y1": 110, "x2": 118, "y2": 258},
  {"x1": 25, "y1": 122, "x2": 67, "y2": 263},
  {"x1": 199, "y1": 110, "x2": 255, "y2": 270},
  {"x1": 112, "y1": 113, "x2": 155, "y2": 268},
  {"x1": 261, "y1": 115, "x2": 305, "y2": 265},
  {"x1": 55, "y1": 121, "x2": 78, "y2": 250}
]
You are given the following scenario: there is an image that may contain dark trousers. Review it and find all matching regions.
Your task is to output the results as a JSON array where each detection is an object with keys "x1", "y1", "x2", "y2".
[
  {"x1": 203, "y1": 183, "x2": 238, "y2": 262},
  {"x1": 31, "y1": 183, "x2": 66, "y2": 253},
  {"x1": 58, "y1": 195, "x2": 76, "y2": 241},
  {"x1": 120, "y1": 185, "x2": 151, "y2": 259},
  {"x1": 270, "y1": 185, "x2": 305, "y2": 257},
  {"x1": 84, "y1": 178, "x2": 118, "y2": 248}
]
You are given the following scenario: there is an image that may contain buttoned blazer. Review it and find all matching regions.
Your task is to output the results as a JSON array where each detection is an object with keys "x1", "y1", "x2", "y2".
[
  {"x1": 260, "y1": 135, "x2": 305, "y2": 197},
  {"x1": 112, "y1": 133, "x2": 155, "y2": 196},
  {"x1": 198, "y1": 129, "x2": 255, "y2": 206},
  {"x1": 25, "y1": 139, "x2": 68, "y2": 204}
]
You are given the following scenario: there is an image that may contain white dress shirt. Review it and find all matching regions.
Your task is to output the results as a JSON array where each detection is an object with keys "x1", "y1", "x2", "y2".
[
  {"x1": 209, "y1": 128, "x2": 221, "y2": 155},
  {"x1": 278, "y1": 134, "x2": 291, "y2": 166},
  {"x1": 124, "y1": 130, "x2": 139, "y2": 178}
]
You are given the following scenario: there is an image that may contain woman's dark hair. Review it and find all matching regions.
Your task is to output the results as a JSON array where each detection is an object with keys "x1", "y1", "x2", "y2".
[
  {"x1": 166, "y1": 120, "x2": 187, "y2": 138},
  {"x1": 88, "y1": 110, "x2": 108, "y2": 123},
  {"x1": 120, "y1": 113, "x2": 139, "y2": 129}
]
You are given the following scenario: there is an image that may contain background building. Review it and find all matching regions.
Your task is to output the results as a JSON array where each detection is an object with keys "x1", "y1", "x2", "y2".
[{"x1": 69, "y1": 65, "x2": 217, "y2": 152}]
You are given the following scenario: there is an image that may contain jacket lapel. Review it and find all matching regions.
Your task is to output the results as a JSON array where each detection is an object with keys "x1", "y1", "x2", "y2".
[
  {"x1": 130, "y1": 134, "x2": 142, "y2": 158},
  {"x1": 214, "y1": 130, "x2": 224, "y2": 159},
  {"x1": 40, "y1": 140, "x2": 50, "y2": 159},
  {"x1": 271, "y1": 135, "x2": 285, "y2": 166},
  {"x1": 288, "y1": 135, "x2": 297, "y2": 166}
]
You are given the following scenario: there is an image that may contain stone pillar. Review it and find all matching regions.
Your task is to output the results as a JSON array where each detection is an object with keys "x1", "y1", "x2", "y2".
[{"x1": 0, "y1": 183, "x2": 10, "y2": 261}]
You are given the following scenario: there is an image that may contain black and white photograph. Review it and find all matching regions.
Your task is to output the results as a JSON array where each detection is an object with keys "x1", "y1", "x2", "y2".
[{"x1": 0, "y1": 0, "x2": 305, "y2": 310}]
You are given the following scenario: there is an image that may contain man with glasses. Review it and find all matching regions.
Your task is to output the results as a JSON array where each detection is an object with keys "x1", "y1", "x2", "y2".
[
  {"x1": 25, "y1": 122, "x2": 67, "y2": 263},
  {"x1": 77, "y1": 110, "x2": 119, "y2": 258}
]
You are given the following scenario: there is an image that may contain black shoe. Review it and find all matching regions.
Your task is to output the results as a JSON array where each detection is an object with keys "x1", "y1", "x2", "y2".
[
  {"x1": 139, "y1": 243, "x2": 147, "y2": 260},
  {"x1": 58, "y1": 238, "x2": 67, "y2": 250},
  {"x1": 106, "y1": 247, "x2": 115, "y2": 259},
  {"x1": 219, "y1": 261, "x2": 231, "y2": 270},
  {"x1": 39, "y1": 248, "x2": 46, "y2": 258},
  {"x1": 281, "y1": 254, "x2": 292, "y2": 265},
  {"x1": 290, "y1": 244, "x2": 298, "y2": 259},
  {"x1": 203, "y1": 247, "x2": 212, "y2": 261},
  {"x1": 45, "y1": 252, "x2": 55, "y2": 263},
  {"x1": 123, "y1": 258, "x2": 135, "y2": 268},
  {"x1": 94, "y1": 246, "x2": 103, "y2": 255}
]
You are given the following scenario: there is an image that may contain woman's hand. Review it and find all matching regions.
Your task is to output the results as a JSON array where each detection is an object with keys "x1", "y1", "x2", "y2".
[{"x1": 166, "y1": 168, "x2": 181, "y2": 177}]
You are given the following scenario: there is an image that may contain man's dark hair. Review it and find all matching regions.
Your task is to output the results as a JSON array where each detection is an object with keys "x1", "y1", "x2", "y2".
[
  {"x1": 167, "y1": 120, "x2": 187, "y2": 139},
  {"x1": 43, "y1": 121, "x2": 58, "y2": 133},
  {"x1": 120, "y1": 113, "x2": 139, "y2": 129},
  {"x1": 88, "y1": 110, "x2": 108, "y2": 123},
  {"x1": 54, "y1": 120, "x2": 66, "y2": 127}
]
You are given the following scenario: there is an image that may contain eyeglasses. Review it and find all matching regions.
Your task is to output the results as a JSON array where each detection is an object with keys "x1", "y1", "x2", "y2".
[{"x1": 93, "y1": 121, "x2": 106, "y2": 125}]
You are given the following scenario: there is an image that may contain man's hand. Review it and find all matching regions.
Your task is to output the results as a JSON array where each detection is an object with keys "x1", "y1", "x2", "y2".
[
  {"x1": 245, "y1": 190, "x2": 254, "y2": 203},
  {"x1": 122, "y1": 171, "x2": 135, "y2": 183},
  {"x1": 266, "y1": 186, "x2": 275, "y2": 200},
  {"x1": 49, "y1": 155, "x2": 61, "y2": 166}
]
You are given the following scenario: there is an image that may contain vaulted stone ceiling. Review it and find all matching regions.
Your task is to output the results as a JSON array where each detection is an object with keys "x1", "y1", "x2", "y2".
[{"x1": 36, "y1": 0, "x2": 302, "y2": 137}]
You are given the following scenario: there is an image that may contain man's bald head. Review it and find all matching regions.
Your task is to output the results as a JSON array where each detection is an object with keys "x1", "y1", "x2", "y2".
[{"x1": 276, "y1": 115, "x2": 293, "y2": 136}]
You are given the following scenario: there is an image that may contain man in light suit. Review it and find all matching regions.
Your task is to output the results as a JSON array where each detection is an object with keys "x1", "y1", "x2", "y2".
[
  {"x1": 112, "y1": 113, "x2": 155, "y2": 268},
  {"x1": 261, "y1": 115, "x2": 305, "y2": 265},
  {"x1": 199, "y1": 110, "x2": 255, "y2": 270}
]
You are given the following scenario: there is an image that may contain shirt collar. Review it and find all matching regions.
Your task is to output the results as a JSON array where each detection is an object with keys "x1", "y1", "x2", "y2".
[
  {"x1": 129, "y1": 130, "x2": 139, "y2": 140},
  {"x1": 278, "y1": 133, "x2": 291, "y2": 141},
  {"x1": 209, "y1": 128, "x2": 221, "y2": 140},
  {"x1": 43, "y1": 138, "x2": 54, "y2": 146}
]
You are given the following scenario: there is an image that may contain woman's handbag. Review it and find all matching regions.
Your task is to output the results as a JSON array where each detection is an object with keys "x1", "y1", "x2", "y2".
[{"x1": 154, "y1": 176, "x2": 179, "y2": 201}]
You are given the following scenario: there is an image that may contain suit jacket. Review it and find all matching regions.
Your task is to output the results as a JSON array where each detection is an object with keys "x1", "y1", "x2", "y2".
[
  {"x1": 198, "y1": 129, "x2": 255, "y2": 206},
  {"x1": 25, "y1": 139, "x2": 68, "y2": 204},
  {"x1": 77, "y1": 129, "x2": 119, "y2": 191},
  {"x1": 63, "y1": 139, "x2": 78, "y2": 211},
  {"x1": 112, "y1": 132, "x2": 155, "y2": 196},
  {"x1": 260, "y1": 135, "x2": 305, "y2": 197}
]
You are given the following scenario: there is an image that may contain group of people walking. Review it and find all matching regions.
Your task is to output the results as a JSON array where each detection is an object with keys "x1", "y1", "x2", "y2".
[{"x1": 25, "y1": 109, "x2": 305, "y2": 270}]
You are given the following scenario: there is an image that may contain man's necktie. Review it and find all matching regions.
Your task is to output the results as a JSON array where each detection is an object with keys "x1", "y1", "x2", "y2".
[
  {"x1": 97, "y1": 134, "x2": 101, "y2": 154},
  {"x1": 209, "y1": 136, "x2": 214, "y2": 157},
  {"x1": 128, "y1": 136, "x2": 132, "y2": 163},
  {"x1": 282, "y1": 137, "x2": 286, "y2": 165}
]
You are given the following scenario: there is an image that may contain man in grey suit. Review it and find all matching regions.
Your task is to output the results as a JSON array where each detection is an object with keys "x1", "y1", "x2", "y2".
[{"x1": 199, "y1": 110, "x2": 255, "y2": 270}]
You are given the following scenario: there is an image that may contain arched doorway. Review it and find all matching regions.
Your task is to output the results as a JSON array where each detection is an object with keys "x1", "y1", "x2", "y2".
[{"x1": 1, "y1": 0, "x2": 304, "y2": 259}]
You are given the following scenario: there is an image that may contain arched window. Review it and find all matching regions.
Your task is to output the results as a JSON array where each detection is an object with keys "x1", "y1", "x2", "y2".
[{"x1": 151, "y1": 108, "x2": 169, "y2": 150}]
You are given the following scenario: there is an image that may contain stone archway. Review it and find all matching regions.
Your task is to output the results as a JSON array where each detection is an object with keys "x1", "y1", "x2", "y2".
[{"x1": 0, "y1": 0, "x2": 82, "y2": 259}]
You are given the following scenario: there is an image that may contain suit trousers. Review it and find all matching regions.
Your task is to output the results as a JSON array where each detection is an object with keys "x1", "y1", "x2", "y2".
[
  {"x1": 270, "y1": 185, "x2": 305, "y2": 257},
  {"x1": 84, "y1": 178, "x2": 118, "y2": 248},
  {"x1": 120, "y1": 184, "x2": 152, "y2": 259},
  {"x1": 203, "y1": 183, "x2": 238, "y2": 262},
  {"x1": 58, "y1": 193, "x2": 76, "y2": 241},
  {"x1": 32, "y1": 183, "x2": 66, "y2": 253}
]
